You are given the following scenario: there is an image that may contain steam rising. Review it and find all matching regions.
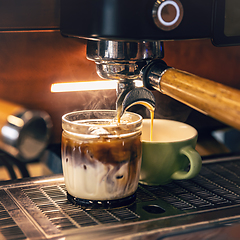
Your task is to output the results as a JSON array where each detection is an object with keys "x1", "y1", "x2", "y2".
[{"x1": 73, "y1": 89, "x2": 117, "y2": 112}]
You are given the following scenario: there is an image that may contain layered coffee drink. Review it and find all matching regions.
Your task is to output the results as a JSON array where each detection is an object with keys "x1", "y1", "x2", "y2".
[{"x1": 61, "y1": 110, "x2": 142, "y2": 208}]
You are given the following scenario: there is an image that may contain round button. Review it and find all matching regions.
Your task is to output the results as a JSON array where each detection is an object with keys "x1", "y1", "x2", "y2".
[{"x1": 152, "y1": 0, "x2": 183, "y2": 31}]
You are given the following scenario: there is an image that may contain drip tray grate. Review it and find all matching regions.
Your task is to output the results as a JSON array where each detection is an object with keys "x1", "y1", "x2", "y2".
[
  {"x1": 22, "y1": 157, "x2": 240, "y2": 229},
  {"x1": 1, "y1": 155, "x2": 240, "y2": 239},
  {"x1": 23, "y1": 185, "x2": 140, "y2": 228},
  {"x1": 0, "y1": 202, "x2": 26, "y2": 240}
]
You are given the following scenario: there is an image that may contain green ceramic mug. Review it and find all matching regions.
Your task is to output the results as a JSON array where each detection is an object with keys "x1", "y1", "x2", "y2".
[{"x1": 139, "y1": 119, "x2": 202, "y2": 185}]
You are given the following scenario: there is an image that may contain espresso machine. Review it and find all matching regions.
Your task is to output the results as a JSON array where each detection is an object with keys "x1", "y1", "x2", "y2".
[
  {"x1": 60, "y1": 0, "x2": 240, "y2": 130},
  {"x1": 2, "y1": 0, "x2": 240, "y2": 239}
]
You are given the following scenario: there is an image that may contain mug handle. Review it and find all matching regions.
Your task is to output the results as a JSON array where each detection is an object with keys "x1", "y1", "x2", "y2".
[{"x1": 171, "y1": 146, "x2": 202, "y2": 180}]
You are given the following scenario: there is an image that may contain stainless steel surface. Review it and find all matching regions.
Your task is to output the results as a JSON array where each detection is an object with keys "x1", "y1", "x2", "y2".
[
  {"x1": 86, "y1": 40, "x2": 164, "y2": 81},
  {"x1": 0, "y1": 110, "x2": 52, "y2": 162},
  {"x1": 117, "y1": 80, "x2": 136, "y2": 97},
  {"x1": 86, "y1": 39, "x2": 163, "y2": 104},
  {"x1": 86, "y1": 40, "x2": 164, "y2": 62},
  {"x1": 1, "y1": 154, "x2": 240, "y2": 239}
]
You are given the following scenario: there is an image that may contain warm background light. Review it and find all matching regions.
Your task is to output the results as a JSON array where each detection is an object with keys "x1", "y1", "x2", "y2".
[{"x1": 51, "y1": 80, "x2": 143, "y2": 92}]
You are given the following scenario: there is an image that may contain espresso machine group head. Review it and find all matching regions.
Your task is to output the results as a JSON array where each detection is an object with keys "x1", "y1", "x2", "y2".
[
  {"x1": 86, "y1": 40, "x2": 163, "y2": 96},
  {"x1": 60, "y1": 0, "x2": 240, "y2": 129}
]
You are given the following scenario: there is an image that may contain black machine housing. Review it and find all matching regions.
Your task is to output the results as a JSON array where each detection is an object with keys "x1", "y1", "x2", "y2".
[{"x1": 60, "y1": 0, "x2": 240, "y2": 46}]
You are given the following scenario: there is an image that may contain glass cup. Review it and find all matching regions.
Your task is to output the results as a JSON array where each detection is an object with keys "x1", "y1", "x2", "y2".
[{"x1": 61, "y1": 110, "x2": 142, "y2": 209}]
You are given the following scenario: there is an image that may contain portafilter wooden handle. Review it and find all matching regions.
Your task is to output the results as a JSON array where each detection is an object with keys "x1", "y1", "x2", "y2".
[{"x1": 142, "y1": 60, "x2": 240, "y2": 130}]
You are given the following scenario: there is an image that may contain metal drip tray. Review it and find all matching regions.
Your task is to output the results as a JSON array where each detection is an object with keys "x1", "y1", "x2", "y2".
[{"x1": 1, "y1": 154, "x2": 240, "y2": 239}]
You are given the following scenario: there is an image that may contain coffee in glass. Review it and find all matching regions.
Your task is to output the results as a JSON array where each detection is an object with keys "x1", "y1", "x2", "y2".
[{"x1": 61, "y1": 110, "x2": 142, "y2": 209}]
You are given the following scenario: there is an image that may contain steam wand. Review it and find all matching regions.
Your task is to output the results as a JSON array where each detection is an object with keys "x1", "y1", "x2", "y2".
[{"x1": 141, "y1": 60, "x2": 240, "y2": 130}]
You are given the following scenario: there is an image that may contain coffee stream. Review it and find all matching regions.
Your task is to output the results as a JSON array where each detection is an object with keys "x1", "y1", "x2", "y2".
[
  {"x1": 150, "y1": 110, "x2": 154, "y2": 142},
  {"x1": 117, "y1": 101, "x2": 154, "y2": 141}
]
